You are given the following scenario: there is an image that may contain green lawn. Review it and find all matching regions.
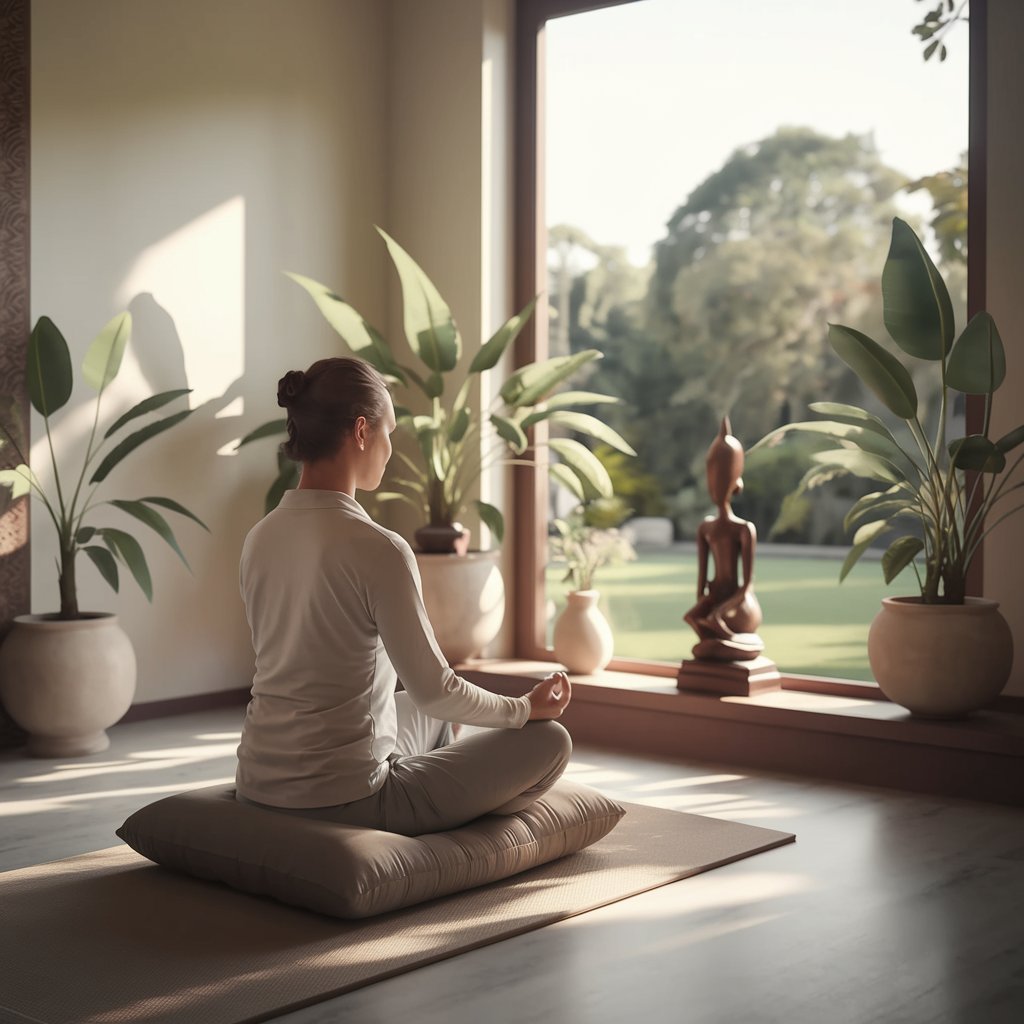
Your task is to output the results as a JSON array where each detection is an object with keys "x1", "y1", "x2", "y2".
[{"x1": 545, "y1": 547, "x2": 891, "y2": 681}]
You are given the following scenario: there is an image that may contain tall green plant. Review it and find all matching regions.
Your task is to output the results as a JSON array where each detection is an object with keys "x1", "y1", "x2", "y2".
[
  {"x1": 0, "y1": 314, "x2": 208, "y2": 619},
  {"x1": 241, "y1": 227, "x2": 635, "y2": 539},
  {"x1": 753, "y1": 217, "x2": 1024, "y2": 603}
]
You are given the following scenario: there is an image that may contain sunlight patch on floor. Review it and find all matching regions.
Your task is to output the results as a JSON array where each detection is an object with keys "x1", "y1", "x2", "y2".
[{"x1": 0, "y1": 778, "x2": 235, "y2": 816}]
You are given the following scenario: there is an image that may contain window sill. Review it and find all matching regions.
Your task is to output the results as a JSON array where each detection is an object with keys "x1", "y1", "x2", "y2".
[{"x1": 459, "y1": 660, "x2": 1024, "y2": 808}]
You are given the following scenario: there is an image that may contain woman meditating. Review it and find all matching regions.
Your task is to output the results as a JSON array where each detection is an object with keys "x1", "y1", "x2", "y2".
[{"x1": 235, "y1": 356, "x2": 572, "y2": 835}]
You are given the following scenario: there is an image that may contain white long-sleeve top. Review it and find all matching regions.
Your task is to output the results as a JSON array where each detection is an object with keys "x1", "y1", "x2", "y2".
[{"x1": 235, "y1": 489, "x2": 531, "y2": 808}]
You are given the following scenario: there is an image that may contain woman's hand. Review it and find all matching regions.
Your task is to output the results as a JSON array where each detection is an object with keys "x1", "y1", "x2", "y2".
[{"x1": 527, "y1": 671, "x2": 572, "y2": 720}]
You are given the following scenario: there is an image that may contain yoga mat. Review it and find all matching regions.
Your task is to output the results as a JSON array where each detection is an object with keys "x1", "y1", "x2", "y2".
[{"x1": 0, "y1": 802, "x2": 793, "y2": 1024}]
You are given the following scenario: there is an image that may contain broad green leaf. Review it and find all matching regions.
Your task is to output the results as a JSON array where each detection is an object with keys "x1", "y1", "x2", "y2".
[
  {"x1": 946, "y1": 312, "x2": 1006, "y2": 394},
  {"x1": 448, "y1": 407, "x2": 470, "y2": 443},
  {"x1": 138, "y1": 496, "x2": 209, "y2": 531},
  {"x1": 82, "y1": 312, "x2": 131, "y2": 391},
  {"x1": 91, "y1": 409, "x2": 192, "y2": 483},
  {"x1": 83, "y1": 545, "x2": 119, "y2": 591},
  {"x1": 548, "y1": 461, "x2": 586, "y2": 502},
  {"x1": 76, "y1": 526, "x2": 97, "y2": 544},
  {"x1": 808, "y1": 402, "x2": 895, "y2": 438},
  {"x1": 500, "y1": 350, "x2": 602, "y2": 408},
  {"x1": 377, "y1": 227, "x2": 461, "y2": 372},
  {"x1": 881, "y1": 535, "x2": 924, "y2": 583},
  {"x1": 547, "y1": 437, "x2": 613, "y2": 499},
  {"x1": 264, "y1": 459, "x2": 300, "y2": 514},
  {"x1": 541, "y1": 391, "x2": 620, "y2": 411},
  {"x1": 881, "y1": 216, "x2": 955, "y2": 360},
  {"x1": 949, "y1": 435, "x2": 1006, "y2": 473},
  {"x1": 424, "y1": 373, "x2": 444, "y2": 399},
  {"x1": 840, "y1": 519, "x2": 891, "y2": 582},
  {"x1": 100, "y1": 527, "x2": 153, "y2": 600},
  {"x1": 109, "y1": 499, "x2": 190, "y2": 568},
  {"x1": 490, "y1": 413, "x2": 529, "y2": 454},
  {"x1": 753, "y1": 419, "x2": 906, "y2": 467},
  {"x1": 0, "y1": 465, "x2": 33, "y2": 501},
  {"x1": 795, "y1": 462, "x2": 847, "y2": 493},
  {"x1": 469, "y1": 297, "x2": 538, "y2": 374},
  {"x1": 284, "y1": 271, "x2": 379, "y2": 354},
  {"x1": 521, "y1": 410, "x2": 636, "y2": 456},
  {"x1": 236, "y1": 419, "x2": 287, "y2": 448},
  {"x1": 811, "y1": 447, "x2": 903, "y2": 485},
  {"x1": 474, "y1": 500, "x2": 504, "y2": 543},
  {"x1": 28, "y1": 316, "x2": 73, "y2": 417},
  {"x1": 828, "y1": 324, "x2": 918, "y2": 419},
  {"x1": 844, "y1": 485, "x2": 915, "y2": 533},
  {"x1": 104, "y1": 389, "x2": 192, "y2": 439},
  {"x1": 995, "y1": 424, "x2": 1024, "y2": 453}
]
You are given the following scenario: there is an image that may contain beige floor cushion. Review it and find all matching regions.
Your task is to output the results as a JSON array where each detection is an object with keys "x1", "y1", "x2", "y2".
[{"x1": 116, "y1": 779, "x2": 625, "y2": 919}]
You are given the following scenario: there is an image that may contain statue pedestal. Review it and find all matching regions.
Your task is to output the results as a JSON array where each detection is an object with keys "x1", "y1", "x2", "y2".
[{"x1": 677, "y1": 655, "x2": 781, "y2": 697}]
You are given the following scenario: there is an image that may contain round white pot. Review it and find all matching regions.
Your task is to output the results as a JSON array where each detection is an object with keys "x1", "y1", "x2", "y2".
[
  {"x1": 415, "y1": 550, "x2": 505, "y2": 664},
  {"x1": 553, "y1": 590, "x2": 614, "y2": 675},
  {"x1": 0, "y1": 614, "x2": 137, "y2": 757},
  {"x1": 867, "y1": 596, "x2": 1013, "y2": 718}
]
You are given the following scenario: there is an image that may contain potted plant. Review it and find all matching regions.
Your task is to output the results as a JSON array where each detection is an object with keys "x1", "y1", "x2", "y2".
[
  {"x1": 753, "y1": 217, "x2": 1021, "y2": 716},
  {"x1": 549, "y1": 501, "x2": 636, "y2": 674},
  {"x1": 0, "y1": 314, "x2": 207, "y2": 755},
  {"x1": 240, "y1": 227, "x2": 634, "y2": 661}
]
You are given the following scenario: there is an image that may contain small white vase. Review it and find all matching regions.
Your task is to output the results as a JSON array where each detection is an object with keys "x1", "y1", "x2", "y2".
[
  {"x1": 553, "y1": 590, "x2": 614, "y2": 674},
  {"x1": 867, "y1": 596, "x2": 1013, "y2": 718},
  {"x1": 0, "y1": 614, "x2": 137, "y2": 756}
]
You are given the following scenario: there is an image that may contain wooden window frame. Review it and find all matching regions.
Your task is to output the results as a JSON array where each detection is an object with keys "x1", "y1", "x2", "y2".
[{"x1": 512, "y1": 0, "x2": 987, "y2": 684}]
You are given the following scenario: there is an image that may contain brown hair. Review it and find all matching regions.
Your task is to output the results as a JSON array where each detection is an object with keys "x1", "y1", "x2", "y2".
[{"x1": 277, "y1": 357, "x2": 390, "y2": 462}]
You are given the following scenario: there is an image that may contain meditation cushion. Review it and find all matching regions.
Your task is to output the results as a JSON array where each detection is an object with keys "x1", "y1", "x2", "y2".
[{"x1": 116, "y1": 779, "x2": 625, "y2": 919}]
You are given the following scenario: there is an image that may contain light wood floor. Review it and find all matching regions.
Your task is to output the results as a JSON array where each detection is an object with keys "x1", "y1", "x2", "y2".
[{"x1": 2, "y1": 708, "x2": 1023, "y2": 1024}]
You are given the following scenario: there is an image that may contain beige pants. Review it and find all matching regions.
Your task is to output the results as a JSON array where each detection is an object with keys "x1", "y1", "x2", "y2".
[{"x1": 263, "y1": 692, "x2": 572, "y2": 836}]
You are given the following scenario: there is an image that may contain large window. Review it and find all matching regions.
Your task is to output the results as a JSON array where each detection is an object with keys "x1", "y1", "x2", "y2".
[{"x1": 514, "y1": 0, "x2": 979, "y2": 680}]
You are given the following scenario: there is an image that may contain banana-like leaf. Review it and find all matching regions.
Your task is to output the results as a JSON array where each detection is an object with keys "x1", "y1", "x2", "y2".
[
  {"x1": 946, "y1": 312, "x2": 1006, "y2": 394},
  {"x1": 83, "y1": 545, "x2": 120, "y2": 591},
  {"x1": 490, "y1": 413, "x2": 529, "y2": 455},
  {"x1": 840, "y1": 519, "x2": 891, "y2": 582},
  {"x1": 449, "y1": 407, "x2": 471, "y2": 443},
  {"x1": 82, "y1": 312, "x2": 131, "y2": 391},
  {"x1": 236, "y1": 418, "x2": 287, "y2": 448},
  {"x1": 377, "y1": 227, "x2": 461, "y2": 372},
  {"x1": 881, "y1": 535, "x2": 924, "y2": 583},
  {"x1": 828, "y1": 324, "x2": 918, "y2": 419},
  {"x1": 100, "y1": 527, "x2": 153, "y2": 600},
  {"x1": 109, "y1": 499, "x2": 190, "y2": 568},
  {"x1": 811, "y1": 447, "x2": 904, "y2": 485},
  {"x1": 469, "y1": 297, "x2": 538, "y2": 374},
  {"x1": 474, "y1": 499, "x2": 504, "y2": 543},
  {"x1": 104, "y1": 389, "x2": 192, "y2": 439},
  {"x1": 28, "y1": 316, "x2": 73, "y2": 417},
  {"x1": 77, "y1": 526, "x2": 96, "y2": 543},
  {"x1": 807, "y1": 402, "x2": 895, "y2": 438},
  {"x1": 753, "y1": 419, "x2": 906, "y2": 467},
  {"x1": 996, "y1": 424, "x2": 1024, "y2": 453},
  {"x1": 949, "y1": 435, "x2": 1006, "y2": 473},
  {"x1": 0, "y1": 465, "x2": 33, "y2": 501},
  {"x1": 522, "y1": 410, "x2": 636, "y2": 456},
  {"x1": 843, "y1": 485, "x2": 915, "y2": 533},
  {"x1": 548, "y1": 461, "x2": 586, "y2": 502},
  {"x1": 500, "y1": 350, "x2": 602, "y2": 408},
  {"x1": 92, "y1": 409, "x2": 192, "y2": 483},
  {"x1": 881, "y1": 216, "x2": 955, "y2": 360},
  {"x1": 547, "y1": 437, "x2": 613, "y2": 499},
  {"x1": 138, "y1": 496, "x2": 209, "y2": 531}
]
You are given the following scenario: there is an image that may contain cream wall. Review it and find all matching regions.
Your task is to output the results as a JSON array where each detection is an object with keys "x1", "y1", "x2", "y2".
[
  {"x1": 983, "y1": 0, "x2": 1024, "y2": 698},
  {"x1": 30, "y1": 0, "x2": 389, "y2": 702}
]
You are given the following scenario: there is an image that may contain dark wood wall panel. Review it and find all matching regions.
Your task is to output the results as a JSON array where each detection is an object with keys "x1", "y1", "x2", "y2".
[{"x1": 0, "y1": 0, "x2": 31, "y2": 747}]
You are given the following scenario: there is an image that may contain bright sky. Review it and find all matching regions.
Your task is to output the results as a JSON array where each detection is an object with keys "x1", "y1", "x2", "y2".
[{"x1": 546, "y1": 0, "x2": 969, "y2": 265}]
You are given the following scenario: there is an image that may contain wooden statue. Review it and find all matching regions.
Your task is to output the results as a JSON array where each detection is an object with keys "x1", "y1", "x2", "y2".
[{"x1": 678, "y1": 417, "x2": 780, "y2": 696}]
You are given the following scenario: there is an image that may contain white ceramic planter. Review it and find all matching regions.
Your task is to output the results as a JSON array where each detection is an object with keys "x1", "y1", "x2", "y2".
[
  {"x1": 0, "y1": 614, "x2": 137, "y2": 756},
  {"x1": 415, "y1": 550, "x2": 505, "y2": 664},
  {"x1": 553, "y1": 590, "x2": 614, "y2": 675},
  {"x1": 867, "y1": 596, "x2": 1013, "y2": 718}
]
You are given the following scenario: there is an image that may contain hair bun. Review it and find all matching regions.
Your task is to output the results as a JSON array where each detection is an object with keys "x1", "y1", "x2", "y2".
[{"x1": 277, "y1": 369, "x2": 306, "y2": 408}]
